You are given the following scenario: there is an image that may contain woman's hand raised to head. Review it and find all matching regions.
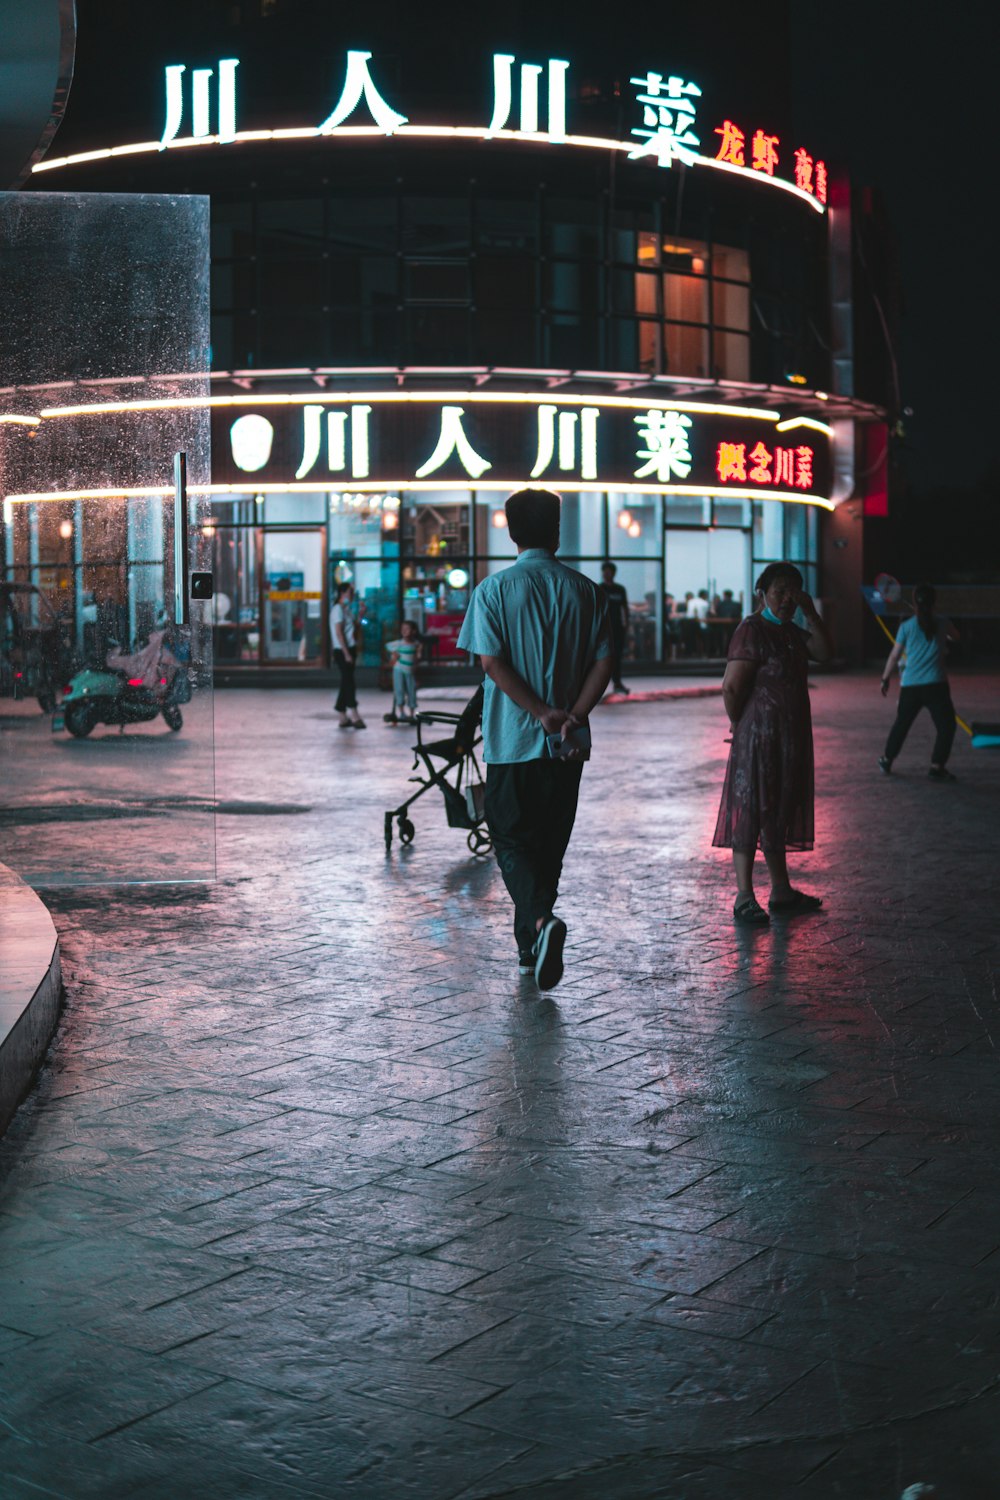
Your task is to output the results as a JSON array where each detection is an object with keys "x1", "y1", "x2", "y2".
[{"x1": 793, "y1": 588, "x2": 820, "y2": 621}]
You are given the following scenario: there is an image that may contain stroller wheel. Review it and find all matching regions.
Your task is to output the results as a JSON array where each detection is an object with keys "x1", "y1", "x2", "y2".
[
  {"x1": 468, "y1": 828, "x2": 492, "y2": 856},
  {"x1": 399, "y1": 817, "x2": 415, "y2": 845}
]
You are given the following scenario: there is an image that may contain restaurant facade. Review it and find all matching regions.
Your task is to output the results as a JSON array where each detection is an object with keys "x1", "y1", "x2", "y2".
[{"x1": 3, "y1": 1, "x2": 890, "y2": 679}]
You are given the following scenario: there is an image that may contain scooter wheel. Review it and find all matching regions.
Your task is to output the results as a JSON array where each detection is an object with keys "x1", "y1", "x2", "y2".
[
  {"x1": 398, "y1": 818, "x2": 415, "y2": 845},
  {"x1": 64, "y1": 703, "x2": 96, "y2": 738},
  {"x1": 162, "y1": 705, "x2": 183, "y2": 732}
]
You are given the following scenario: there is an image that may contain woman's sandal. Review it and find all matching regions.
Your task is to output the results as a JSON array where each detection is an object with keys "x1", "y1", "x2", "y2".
[
  {"x1": 768, "y1": 890, "x2": 823, "y2": 914},
  {"x1": 734, "y1": 894, "x2": 770, "y2": 925}
]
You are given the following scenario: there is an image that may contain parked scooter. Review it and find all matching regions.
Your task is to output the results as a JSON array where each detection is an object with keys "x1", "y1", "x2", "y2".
[{"x1": 55, "y1": 629, "x2": 191, "y2": 738}]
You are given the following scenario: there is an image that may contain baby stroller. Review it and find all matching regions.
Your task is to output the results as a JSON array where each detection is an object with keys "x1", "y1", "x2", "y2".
[{"x1": 384, "y1": 686, "x2": 492, "y2": 856}]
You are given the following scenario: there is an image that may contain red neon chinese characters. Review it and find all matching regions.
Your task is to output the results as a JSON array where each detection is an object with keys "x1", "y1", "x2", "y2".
[
  {"x1": 751, "y1": 130, "x2": 779, "y2": 175},
  {"x1": 717, "y1": 438, "x2": 816, "y2": 491},
  {"x1": 773, "y1": 446, "x2": 795, "y2": 486},
  {"x1": 716, "y1": 442, "x2": 747, "y2": 482},
  {"x1": 815, "y1": 160, "x2": 828, "y2": 204},
  {"x1": 714, "y1": 120, "x2": 745, "y2": 166},
  {"x1": 795, "y1": 446, "x2": 814, "y2": 488},
  {"x1": 794, "y1": 148, "x2": 814, "y2": 194},
  {"x1": 748, "y1": 441, "x2": 772, "y2": 483}
]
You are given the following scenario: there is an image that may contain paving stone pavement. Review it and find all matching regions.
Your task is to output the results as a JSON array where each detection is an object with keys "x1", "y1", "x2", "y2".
[{"x1": 1, "y1": 672, "x2": 999, "y2": 1499}]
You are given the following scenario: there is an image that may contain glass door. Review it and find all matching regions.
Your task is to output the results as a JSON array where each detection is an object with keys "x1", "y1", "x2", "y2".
[
  {"x1": 261, "y1": 529, "x2": 326, "y2": 664},
  {"x1": 0, "y1": 191, "x2": 214, "y2": 886},
  {"x1": 665, "y1": 526, "x2": 752, "y2": 661}
]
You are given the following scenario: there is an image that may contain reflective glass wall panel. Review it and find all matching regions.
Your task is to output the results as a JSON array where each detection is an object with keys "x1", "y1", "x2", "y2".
[{"x1": 0, "y1": 193, "x2": 213, "y2": 885}]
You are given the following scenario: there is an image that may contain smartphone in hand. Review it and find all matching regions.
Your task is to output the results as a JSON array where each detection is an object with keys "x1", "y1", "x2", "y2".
[{"x1": 545, "y1": 725, "x2": 592, "y2": 760}]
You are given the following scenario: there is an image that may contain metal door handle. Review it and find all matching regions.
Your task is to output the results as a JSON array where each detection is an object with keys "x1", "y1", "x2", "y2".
[{"x1": 173, "y1": 451, "x2": 189, "y2": 626}]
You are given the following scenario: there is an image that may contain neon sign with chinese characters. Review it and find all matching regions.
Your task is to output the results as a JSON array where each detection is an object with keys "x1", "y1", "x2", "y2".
[
  {"x1": 132, "y1": 392, "x2": 831, "y2": 501},
  {"x1": 717, "y1": 439, "x2": 814, "y2": 490},
  {"x1": 33, "y1": 47, "x2": 829, "y2": 213},
  {"x1": 4, "y1": 392, "x2": 832, "y2": 507}
]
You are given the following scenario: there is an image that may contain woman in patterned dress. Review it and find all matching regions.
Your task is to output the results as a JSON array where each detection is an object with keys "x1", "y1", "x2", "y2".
[{"x1": 713, "y1": 562, "x2": 834, "y2": 924}]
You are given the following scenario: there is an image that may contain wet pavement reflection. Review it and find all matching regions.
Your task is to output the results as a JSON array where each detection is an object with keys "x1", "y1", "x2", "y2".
[{"x1": 1, "y1": 674, "x2": 999, "y2": 1497}]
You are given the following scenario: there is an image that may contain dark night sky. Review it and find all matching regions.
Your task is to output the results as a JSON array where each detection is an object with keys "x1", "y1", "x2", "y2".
[{"x1": 791, "y1": 1, "x2": 993, "y2": 493}]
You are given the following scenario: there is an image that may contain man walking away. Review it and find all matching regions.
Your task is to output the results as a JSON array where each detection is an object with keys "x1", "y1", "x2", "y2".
[
  {"x1": 458, "y1": 489, "x2": 611, "y2": 990},
  {"x1": 599, "y1": 561, "x2": 631, "y2": 694}
]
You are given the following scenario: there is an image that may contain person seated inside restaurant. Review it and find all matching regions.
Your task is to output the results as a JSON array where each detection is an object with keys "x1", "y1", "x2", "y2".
[
  {"x1": 709, "y1": 587, "x2": 743, "y2": 655},
  {"x1": 664, "y1": 593, "x2": 680, "y2": 660},
  {"x1": 682, "y1": 589, "x2": 710, "y2": 656}
]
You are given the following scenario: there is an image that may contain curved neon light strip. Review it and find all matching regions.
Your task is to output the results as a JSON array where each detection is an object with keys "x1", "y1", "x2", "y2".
[
  {"x1": 775, "y1": 416, "x2": 833, "y2": 436},
  {"x1": 38, "y1": 390, "x2": 783, "y2": 421},
  {"x1": 31, "y1": 124, "x2": 825, "y2": 213},
  {"x1": 4, "y1": 481, "x2": 834, "y2": 511}
]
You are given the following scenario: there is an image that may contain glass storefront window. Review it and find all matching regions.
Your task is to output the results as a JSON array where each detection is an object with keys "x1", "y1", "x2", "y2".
[
  {"x1": 637, "y1": 230, "x2": 659, "y2": 264},
  {"x1": 665, "y1": 321, "x2": 709, "y2": 377},
  {"x1": 264, "y1": 491, "x2": 327, "y2": 526},
  {"x1": 209, "y1": 523, "x2": 258, "y2": 662},
  {"x1": 481, "y1": 494, "x2": 517, "y2": 577},
  {"x1": 662, "y1": 272, "x2": 707, "y2": 324},
  {"x1": 714, "y1": 280, "x2": 750, "y2": 330},
  {"x1": 666, "y1": 527, "x2": 751, "y2": 659},
  {"x1": 807, "y1": 506, "x2": 819, "y2": 557},
  {"x1": 786, "y1": 502, "x2": 808, "y2": 562},
  {"x1": 477, "y1": 199, "x2": 537, "y2": 254},
  {"x1": 713, "y1": 498, "x2": 752, "y2": 528},
  {"x1": 402, "y1": 493, "x2": 469, "y2": 560},
  {"x1": 393, "y1": 492, "x2": 472, "y2": 666},
  {"x1": 262, "y1": 529, "x2": 324, "y2": 663},
  {"x1": 754, "y1": 499, "x2": 785, "y2": 562},
  {"x1": 561, "y1": 493, "x2": 604, "y2": 560},
  {"x1": 714, "y1": 329, "x2": 750, "y2": 380},
  {"x1": 328, "y1": 197, "x2": 396, "y2": 254},
  {"x1": 637, "y1": 321, "x2": 660, "y2": 373},
  {"x1": 711, "y1": 245, "x2": 750, "y2": 282},
  {"x1": 328, "y1": 491, "x2": 393, "y2": 556},
  {"x1": 608, "y1": 493, "x2": 658, "y2": 559},
  {"x1": 606, "y1": 558, "x2": 663, "y2": 666},
  {"x1": 353, "y1": 558, "x2": 402, "y2": 668},
  {"x1": 665, "y1": 495, "x2": 711, "y2": 526},
  {"x1": 634, "y1": 273, "x2": 658, "y2": 316},
  {"x1": 208, "y1": 175, "x2": 829, "y2": 378}
]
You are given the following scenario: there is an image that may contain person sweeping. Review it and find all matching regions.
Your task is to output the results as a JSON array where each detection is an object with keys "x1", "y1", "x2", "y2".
[{"x1": 879, "y1": 584, "x2": 960, "y2": 781}]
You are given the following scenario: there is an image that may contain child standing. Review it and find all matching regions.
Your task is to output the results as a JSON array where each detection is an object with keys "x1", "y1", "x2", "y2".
[{"x1": 384, "y1": 620, "x2": 421, "y2": 724}]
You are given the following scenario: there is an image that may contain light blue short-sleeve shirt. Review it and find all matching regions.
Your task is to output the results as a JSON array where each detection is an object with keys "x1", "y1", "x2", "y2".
[
  {"x1": 457, "y1": 550, "x2": 610, "y2": 763},
  {"x1": 897, "y1": 615, "x2": 949, "y2": 686}
]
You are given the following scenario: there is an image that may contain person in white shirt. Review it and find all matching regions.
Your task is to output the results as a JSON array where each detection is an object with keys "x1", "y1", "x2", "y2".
[
  {"x1": 681, "y1": 590, "x2": 709, "y2": 655},
  {"x1": 329, "y1": 581, "x2": 366, "y2": 729}
]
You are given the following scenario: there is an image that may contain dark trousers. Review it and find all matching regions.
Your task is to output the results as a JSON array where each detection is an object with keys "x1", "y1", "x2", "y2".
[
  {"x1": 333, "y1": 650, "x2": 357, "y2": 712},
  {"x1": 485, "y1": 759, "x2": 584, "y2": 952},
  {"x1": 884, "y1": 682, "x2": 956, "y2": 766}
]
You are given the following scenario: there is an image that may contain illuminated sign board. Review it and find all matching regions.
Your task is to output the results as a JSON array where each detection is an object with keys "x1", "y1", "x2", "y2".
[
  {"x1": 34, "y1": 47, "x2": 828, "y2": 212},
  {"x1": 209, "y1": 394, "x2": 832, "y2": 503},
  {"x1": 3, "y1": 393, "x2": 832, "y2": 507}
]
